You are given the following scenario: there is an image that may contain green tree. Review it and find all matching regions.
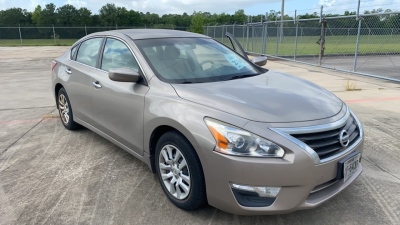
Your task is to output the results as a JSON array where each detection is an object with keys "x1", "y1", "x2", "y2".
[
  {"x1": 99, "y1": 3, "x2": 119, "y2": 26},
  {"x1": 0, "y1": 8, "x2": 27, "y2": 26},
  {"x1": 57, "y1": 4, "x2": 79, "y2": 26},
  {"x1": 190, "y1": 11, "x2": 205, "y2": 34},
  {"x1": 78, "y1": 7, "x2": 92, "y2": 26},
  {"x1": 233, "y1": 9, "x2": 246, "y2": 23},
  {"x1": 31, "y1": 5, "x2": 42, "y2": 25},
  {"x1": 127, "y1": 10, "x2": 142, "y2": 26},
  {"x1": 40, "y1": 3, "x2": 57, "y2": 25}
]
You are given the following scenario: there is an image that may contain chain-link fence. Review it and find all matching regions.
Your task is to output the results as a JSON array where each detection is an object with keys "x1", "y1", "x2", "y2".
[
  {"x1": 204, "y1": 11, "x2": 400, "y2": 82},
  {"x1": 0, "y1": 26, "x2": 188, "y2": 46}
]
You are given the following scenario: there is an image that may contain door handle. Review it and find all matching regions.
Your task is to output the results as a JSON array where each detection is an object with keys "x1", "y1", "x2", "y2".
[
  {"x1": 92, "y1": 81, "x2": 102, "y2": 89},
  {"x1": 65, "y1": 68, "x2": 72, "y2": 74}
]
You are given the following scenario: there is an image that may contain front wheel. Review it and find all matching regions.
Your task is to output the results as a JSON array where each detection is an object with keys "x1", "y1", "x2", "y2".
[
  {"x1": 57, "y1": 88, "x2": 80, "y2": 130},
  {"x1": 155, "y1": 131, "x2": 206, "y2": 210}
]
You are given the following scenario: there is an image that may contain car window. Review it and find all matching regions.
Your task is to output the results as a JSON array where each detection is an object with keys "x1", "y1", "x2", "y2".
[
  {"x1": 76, "y1": 38, "x2": 103, "y2": 67},
  {"x1": 135, "y1": 38, "x2": 260, "y2": 84},
  {"x1": 70, "y1": 44, "x2": 78, "y2": 60},
  {"x1": 101, "y1": 38, "x2": 139, "y2": 72}
]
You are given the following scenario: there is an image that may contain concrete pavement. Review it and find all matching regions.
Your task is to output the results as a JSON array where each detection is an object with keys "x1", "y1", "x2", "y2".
[{"x1": 0, "y1": 47, "x2": 399, "y2": 224}]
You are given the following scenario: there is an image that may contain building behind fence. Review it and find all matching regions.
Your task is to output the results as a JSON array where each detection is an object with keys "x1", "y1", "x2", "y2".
[{"x1": 204, "y1": 9, "x2": 400, "y2": 82}]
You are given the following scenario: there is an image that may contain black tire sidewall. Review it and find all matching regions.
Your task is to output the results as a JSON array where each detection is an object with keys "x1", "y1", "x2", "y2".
[{"x1": 155, "y1": 131, "x2": 206, "y2": 210}]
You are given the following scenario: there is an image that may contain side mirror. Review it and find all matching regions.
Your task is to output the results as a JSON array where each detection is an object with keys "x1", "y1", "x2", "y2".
[
  {"x1": 109, "y1": 68, "x2": 140, "y2": 82},
  {"x1": 251, "y1": 56, "x2": 268, "y2": 66}
]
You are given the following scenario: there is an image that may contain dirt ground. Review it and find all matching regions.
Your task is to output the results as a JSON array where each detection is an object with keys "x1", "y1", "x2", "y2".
[{"x1": 0, "y1": 47, "x2": 399, "y2": 225}]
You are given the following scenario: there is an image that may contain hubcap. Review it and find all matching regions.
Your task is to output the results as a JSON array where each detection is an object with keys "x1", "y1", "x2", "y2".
[
  {"x1": 158, "y1": 144, "x2": 191, "y2": 200},
  {"x1": 58, "y1": 94, "x2": 69, "y2": 124}
]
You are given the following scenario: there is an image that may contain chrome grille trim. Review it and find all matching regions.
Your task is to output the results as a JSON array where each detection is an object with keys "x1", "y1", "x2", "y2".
[
  {"x1": 270, "y1": 128, "x2": 321, "y2": 164},
  {"x1": 276, "y1": 106, "x2": 350, "y2": 134},
  {"x1": 318, "y1": 111, "x2": 363, "y2": 163},
  {"x1": 273, "y1": 108, "x2": 363, "y2": 164}
]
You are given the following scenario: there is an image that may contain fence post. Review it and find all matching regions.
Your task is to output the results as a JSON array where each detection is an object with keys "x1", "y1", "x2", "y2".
[
  {"x1": 353, "y1": 0, "x2": 362, "y2": 72},
  {"x1": 85, "y1": 24, "x2": 87, "y2": 35},
  {"x1": 264, "y1": 13, "x2": 269, "y2": 55},
  {"x1": 243, "y1": 22, "x2": 245, "y2": 47},
  {"x1": 260, "y1": 14, "x2": 265, "y2": 55},
  {"x1": 18, "y1": 24, "x2": 22, "y2": 46},
  {"x1": 233, "y1": 22, "x2": 237, "y2": 37},
  {"x1": 318, "y1": 6, "x2": 325, "y2": 66},
  {"x1": 116, "y1": 24, "x2": 118, "y2": 30},
  {"x1": 214, "y1": 23, "x2": 217, "y2": 39},
  {"x1": 52, "y1": 24, "x2": 56, "y2": 44},
  {"x1": 390, "y1": 28, "x2": 394, "y2": 44},
  {"x1": 353, "y1": 19, "x2": 362, "y2": 72},
  {"x1": 222, "y1": 23, "x2": 226, "y2": 43},
  {"x1": 251, "y1": 17, "x2": 255, "y2": 52},
  {"x1": 275, "y1": 16, "x2": 279, "y2": 56},
  {"x1": 246, "y1": 16, "x2": 250, "y2": 51},
  {"x1": 294, "y1": 10, "x2": 298, "y2": 61}
]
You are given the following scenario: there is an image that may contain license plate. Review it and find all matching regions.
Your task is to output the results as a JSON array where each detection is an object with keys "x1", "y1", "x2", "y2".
[{"x1": 343, "y1": 153, "x2": 361, "y2": 183}]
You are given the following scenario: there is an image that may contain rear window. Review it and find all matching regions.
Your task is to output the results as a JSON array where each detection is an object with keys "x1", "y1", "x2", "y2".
[
  {"x1": 76, "y1": 38, "x2": 103, "y2": 67},
  {"x1": 70, "y1": 44, "x2": 79, "y2": 60}
]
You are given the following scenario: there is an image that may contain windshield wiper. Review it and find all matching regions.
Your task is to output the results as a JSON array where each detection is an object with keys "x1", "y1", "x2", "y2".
[{"x1": 226, "y1": 74, "x2": 258, "y2": 80}]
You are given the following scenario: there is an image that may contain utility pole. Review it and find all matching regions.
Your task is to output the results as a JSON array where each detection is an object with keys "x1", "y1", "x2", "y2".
[{"x1": 280, "y1": 0, "x2": 285, "y2": 43}]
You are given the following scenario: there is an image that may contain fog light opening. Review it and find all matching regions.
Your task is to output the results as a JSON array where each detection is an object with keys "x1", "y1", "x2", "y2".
[{"x1": 230, "y1": 183, "x2": 281, "y2": 198}]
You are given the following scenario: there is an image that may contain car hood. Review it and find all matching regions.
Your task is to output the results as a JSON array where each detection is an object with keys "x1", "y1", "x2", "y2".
[{"x1": 171, "y1": 71, "x2": 343, "y2": 123}]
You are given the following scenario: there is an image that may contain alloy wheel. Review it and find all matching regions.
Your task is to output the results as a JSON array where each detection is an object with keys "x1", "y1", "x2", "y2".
[
  {"x1": 58, "y1": 94, "x2": 69, "y2": 124},
  {"x1": 158, "y1": 144, "x2": 191, "y2": 200}
]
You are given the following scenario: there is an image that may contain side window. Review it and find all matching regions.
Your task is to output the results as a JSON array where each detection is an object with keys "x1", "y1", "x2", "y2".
[
  {"x1": 101, "y1": 38, "x2": 139, "y2": 72},
  {"x1": 70, "y1": 44, "x2": 78, "y2": 60},
  {"x1": 76, "y1": 38, "x2": 103, "y2": 67}
]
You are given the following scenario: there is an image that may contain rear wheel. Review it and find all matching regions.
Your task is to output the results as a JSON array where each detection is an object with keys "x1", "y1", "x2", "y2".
[
  {"x1": 57, "y1": 88, "x2": 80, "y2": 130},
  {"x1": 155, "y1": 131, "x2": 206, "y2": 210}
]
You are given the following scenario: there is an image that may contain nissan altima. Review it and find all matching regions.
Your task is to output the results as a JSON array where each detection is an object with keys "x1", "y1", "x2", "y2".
[{"x1": 51, "y1": 29, "x2": 364, "y2": 215}]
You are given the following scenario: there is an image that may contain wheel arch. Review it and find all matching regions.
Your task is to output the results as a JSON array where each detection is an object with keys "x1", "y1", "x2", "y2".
[
  {"x1": 54, "y1": 83, "x2": 64, "y2": 108},
  {"x1": 146, "y1": 118, "x2": 204, "y2": 174}
]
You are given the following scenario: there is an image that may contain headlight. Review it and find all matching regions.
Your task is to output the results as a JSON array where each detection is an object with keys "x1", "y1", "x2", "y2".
[{"x1": 205, "y1": 118, "x2": 285, "y2": 158}]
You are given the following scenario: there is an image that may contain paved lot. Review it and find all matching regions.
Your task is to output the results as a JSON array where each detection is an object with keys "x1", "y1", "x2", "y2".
[
  {"x1": 0, "y1": 47, "x2": 400, "y2": 225},
  {"x1": 283, "y1": 54, "x2": 400, "y2": 81}
]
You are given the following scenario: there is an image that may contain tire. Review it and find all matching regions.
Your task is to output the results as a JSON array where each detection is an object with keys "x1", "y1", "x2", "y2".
[
  {"x1": 57, "y1": 88, "x2": 80, "y2": 130},
  {"x1": 155, "y1": 131, "x2": 206, "y2": 210}
]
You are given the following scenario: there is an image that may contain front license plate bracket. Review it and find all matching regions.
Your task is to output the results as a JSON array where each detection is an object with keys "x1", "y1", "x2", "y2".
[{"x1": 336, "y1": 151, "x2": 361, "y2": 182}]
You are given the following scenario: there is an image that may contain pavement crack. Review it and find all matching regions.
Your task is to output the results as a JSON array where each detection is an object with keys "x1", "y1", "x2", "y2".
[
  {"x1": 0, "y1": 109, "x2": 55, "y2": 155},
  {"x1": 363, "y1": 156, "x2": 400, "y2": 181},
  {"x1": 0, "y1": 106, "x2": 55, "y2": 111}
]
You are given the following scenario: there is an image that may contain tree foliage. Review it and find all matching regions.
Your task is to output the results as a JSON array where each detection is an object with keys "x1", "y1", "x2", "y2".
[
  {"x1": 0, "y1": 3, "x2": 397, "y2": 32},
  {"x1": 189, "y1": 11, "x2": 205, "y2": 33}
]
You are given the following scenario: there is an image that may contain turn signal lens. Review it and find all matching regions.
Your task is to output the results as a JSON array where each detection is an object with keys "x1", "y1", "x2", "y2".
[{"x1": 208, "y1": 126, "x2": 229, "y2": 149}]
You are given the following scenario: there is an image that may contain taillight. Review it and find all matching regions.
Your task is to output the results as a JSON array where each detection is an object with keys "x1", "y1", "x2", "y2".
[{"x1": 51, "y1": 61, "x2": 57, "y2": 71}]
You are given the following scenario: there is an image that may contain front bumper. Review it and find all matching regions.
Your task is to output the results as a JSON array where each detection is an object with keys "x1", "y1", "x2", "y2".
[{"x1": 201, "y1": 131, "x2": 364, "y2": 215}]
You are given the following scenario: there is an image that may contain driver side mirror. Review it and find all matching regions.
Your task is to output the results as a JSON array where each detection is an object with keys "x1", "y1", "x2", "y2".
[
  {"x1": 109, "y1": 68, "x2": 140, "y2": 82},
  {"x1": 251, "y1": 56, "x2": 268, "y2": 66}
]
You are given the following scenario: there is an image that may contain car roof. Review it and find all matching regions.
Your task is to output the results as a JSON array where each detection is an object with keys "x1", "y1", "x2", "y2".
[{"x1": 90, "y1": 29, "x2": 210, "y2": 40}]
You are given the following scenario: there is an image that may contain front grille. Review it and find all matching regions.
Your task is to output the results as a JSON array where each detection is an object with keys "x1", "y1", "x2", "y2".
[{"x1": 291, "y1": 115, "x2": 360, "y2": 160}]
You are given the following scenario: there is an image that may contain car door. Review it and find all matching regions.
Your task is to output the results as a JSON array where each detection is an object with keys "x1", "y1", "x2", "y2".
[
  {"x1": 65, "y1": 37, "x2": 104, "y2": 124},
  {"x1": 225, "y1": 32, "x2": 249, "y2": 60},
  {"x1": 91, "y1": 37, "x2": 149, "y2": 155}
]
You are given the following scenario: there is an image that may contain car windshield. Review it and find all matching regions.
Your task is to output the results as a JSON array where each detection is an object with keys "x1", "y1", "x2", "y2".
[{"x1": 134, "y1": 38, "x2": 261, "y2": 84}]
